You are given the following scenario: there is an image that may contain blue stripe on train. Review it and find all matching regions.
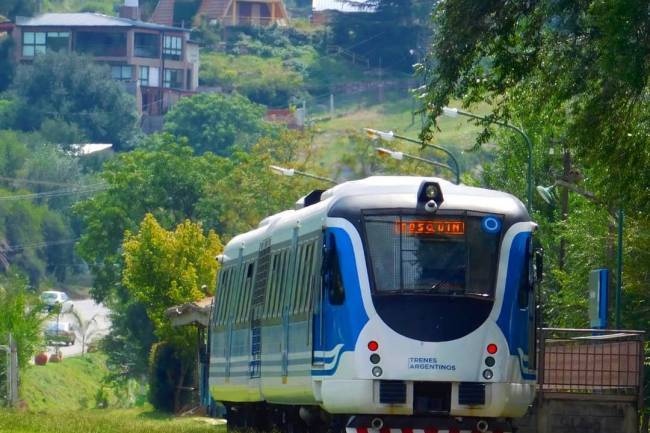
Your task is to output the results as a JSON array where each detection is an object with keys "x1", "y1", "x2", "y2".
[
  {"x1": 496, "y1": 231, "x2": 536, "y2": 380},
  {"x1": 312, "y1": 227, "x2": 368, "y2": 377}
]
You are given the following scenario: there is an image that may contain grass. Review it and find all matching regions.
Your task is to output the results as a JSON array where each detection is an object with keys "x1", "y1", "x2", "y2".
[
  {"x1": 20, "y1": 352, "x2": 109, "y2": 411},
  {"x1": 311, "y1": 90, "x2": 496, "y2": 176},
  {"x1": 11, "y1": 353, "x2": 224, "y2": 433},
  {"x1": 0, "y1": 408, "x2": 225, "y2": 433}
]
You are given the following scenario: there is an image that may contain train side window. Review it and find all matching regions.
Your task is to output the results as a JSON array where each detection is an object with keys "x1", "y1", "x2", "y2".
[
  {"x1": 304, "y1": 242, "x2": 316, "y2": 311},
  {"x1": 233, "y1": 265, "x2": 243, "y2": 322},
  {"x1": 239, "y1": 262, "x2": 254, "y2": 322},
  {"x1": 300, "y1": 243, "x2": 312, "y2": 311},
  {"x1": 217, "y1": 268, "x2": 230, "y2": 325},
  {"x1": 280, "y1": 249, "x2": 289, "y2": 315},
  {"x1": 212, "y1": 270, "x2": 224, "y2": 325},
  {"x1": 323, "y1": 234, "x2": 345, "y2": 305},
  {"x1": 518, "y1": 237, "x2": 533, "y2": 309},
  {"x1": 292, "y1": 244, "x2": 305, "y2": 313},
  {"x1": 273, "y1": 250, "x2": 286, "y2": 317},
  {"x1": 266, "y1": 254, "x2": 278, "y2": 316}
]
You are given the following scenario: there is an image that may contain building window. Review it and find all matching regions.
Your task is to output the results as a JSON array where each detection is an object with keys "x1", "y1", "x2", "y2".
[
  {"x1": 139, "y1": 66, "x2": 149, "y2": 86},
  {"x1": 22, "y1": 32, "x2": 46, "y2": 56},
  {"x1": 111, "y1": 65, "x2": 133, "y2": 81},
  {"x1": 46, "y1": 32, "x2": 69, "y2": 52},
  {"x1": 163, "y1": 68, "x2": 183, "y2": 89},
  {"x1": 163, "y1": 35, "x2": 182, "y2": 61},
  {"x1": 76, "y1": 31, "x2": 127, "y2": 57},
  {"x1": 134, "y1": 33, "x2": 159, "y2": 58},
  {"x1": 22, "y1": 32, "x2": 70, "y2": 57}
]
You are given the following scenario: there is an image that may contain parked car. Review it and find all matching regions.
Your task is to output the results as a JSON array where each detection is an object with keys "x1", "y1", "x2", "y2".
[
  {"x1": 40, "y1": 291, "x2": 74, "y2": 313},
  {"x1": 44, "y1": 321, "x2": 76, "y2": 346}
]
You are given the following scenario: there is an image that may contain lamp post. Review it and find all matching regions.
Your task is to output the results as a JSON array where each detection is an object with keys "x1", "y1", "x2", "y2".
[
  {"x1": 442, "y1": 107, "x2": 533, "y2": 212},
  {"x1": 537, "y1": 183, "x2": 624, "y2": 328},
  {"x1": 269, "y1": 165, "x2": 337, "y2": 185},
  {"x1": 364, "y1": 128, "x2": 460, "y2": 184},
  {"x1": 375, "y1": 147, "x2": 457, "y2": 178}
]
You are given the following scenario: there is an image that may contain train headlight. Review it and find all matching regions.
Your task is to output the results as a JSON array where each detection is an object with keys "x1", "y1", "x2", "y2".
[
  {"x1": 418, "y1": 182, "x2": 444, "y2": 206},
  {"x1": 425, "y1": 184, "x2": 439, "y2": 200},
  {"x1": 370, "y1": 354, "x2": 381, "y2": 364},
  {"x1": 482, "y1": 369, "x2": 493, "y2": 380},
  {"x1": 372, "y1": 366, "x2": 383, "y2": 377},
  {"x1": 485, "y1": 356, "x2": 495, "y2": 367}
]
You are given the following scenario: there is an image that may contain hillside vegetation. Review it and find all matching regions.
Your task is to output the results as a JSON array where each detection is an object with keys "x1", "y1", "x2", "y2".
[
  {"x1": 21, "y1": 353, "x2": 109, "y2": 411},
  {"x1": 0, "y1": 409, "x2": 224, "y2": 433}
]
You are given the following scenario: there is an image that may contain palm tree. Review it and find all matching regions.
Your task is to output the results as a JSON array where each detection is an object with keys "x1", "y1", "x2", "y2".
[{"x1": 69, "y1": 310, "x2": 99, "y2": 357}]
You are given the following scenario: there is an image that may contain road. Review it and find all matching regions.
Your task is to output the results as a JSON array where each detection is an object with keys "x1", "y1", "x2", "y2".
[{"x1": 46, "y1": 299, "x2": 111, "y2": 358}]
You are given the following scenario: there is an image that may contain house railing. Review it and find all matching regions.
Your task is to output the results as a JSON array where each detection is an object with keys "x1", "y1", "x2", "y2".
[{"x1": 537, "y1": 328, "x2": 645, "y2": 409}]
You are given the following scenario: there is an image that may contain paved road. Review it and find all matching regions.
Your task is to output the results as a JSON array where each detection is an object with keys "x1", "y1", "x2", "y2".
[{"x1": 45, "y1": 299, "x2": 111, "y2": 358}]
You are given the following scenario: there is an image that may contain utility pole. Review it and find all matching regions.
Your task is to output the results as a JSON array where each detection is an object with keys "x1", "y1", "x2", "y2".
[
  {"x1": 559, "y1": 144, "x2": 570, "y2": 271},
  {"x1": 9, "y1": 334, "x2": 17, "y2": 407}
]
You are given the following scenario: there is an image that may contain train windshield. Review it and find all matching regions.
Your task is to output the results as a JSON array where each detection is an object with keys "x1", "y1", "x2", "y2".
[{"x1": 363, "y1": 213, "x2": 501, "y2": 298}]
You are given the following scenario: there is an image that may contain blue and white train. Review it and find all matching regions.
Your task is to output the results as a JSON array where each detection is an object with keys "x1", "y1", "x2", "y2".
[{"x1": 209, "y1": 176, "x2": 540, "y2": 433}]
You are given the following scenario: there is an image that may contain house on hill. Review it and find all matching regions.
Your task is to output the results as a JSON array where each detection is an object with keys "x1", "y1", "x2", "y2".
[
  {"x1": 11, "y1": 1, "x2": 199, "y2": 116},
  {"x1": 150, "y1": 0, "x2": 289, "y2": 27}
]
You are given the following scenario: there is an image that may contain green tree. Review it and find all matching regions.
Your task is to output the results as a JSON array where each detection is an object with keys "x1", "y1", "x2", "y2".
[
  {"x1": 195, "y1": 129, "x2": 324, "y2": 238},
  {"x1": 0, "y1": 130, "x2": 29, "y2": 178},
  {"x1": 0, "y1": 0, "x2": 38, "y2": 19},
  {"x1": 421, "y1": 0, "x2": 650, "y2": 213},
  {"x1": 122, "y1": 214, "x2": 222, "y2": 333},
  {"x1": 0, "y1": 273, "x2": 46, "y2": 366},
  {"x1": 331, "y1": 0, "x2": 431, "y2": 71},
  {"x1": 122, "y1": 214, "x2": 222, "y2": 410},
  {"x1": 9, "y1": 51, "x2": 137, "y2": 150},
  {"x1": 0, "y1": 36, "x2": 14, "y2": 93},
  {"x1": 200, "y1": 53, "x2": 304, "y2": 106},
  {"x1": 75, "y1": 134, "x2": 223, "y2": 302},
  {"x1": 163, "y1": 92, "x2": 266, "y2": 156}
]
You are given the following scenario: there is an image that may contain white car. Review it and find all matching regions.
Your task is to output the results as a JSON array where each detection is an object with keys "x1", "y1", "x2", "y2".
[{"x1": 40, "y1": 291, "x2": 74, "y2": 313}]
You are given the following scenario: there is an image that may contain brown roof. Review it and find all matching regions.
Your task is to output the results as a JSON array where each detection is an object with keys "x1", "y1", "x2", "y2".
[
  {"x1": 150, "y1": 0, "x2": 176, "y2": 26},
  {"x1": 197, "y1": 0, "x2": 231, "y2": 20},
  {"x1": 165, "y1": 296, "x2": 213, "y2": 327}
]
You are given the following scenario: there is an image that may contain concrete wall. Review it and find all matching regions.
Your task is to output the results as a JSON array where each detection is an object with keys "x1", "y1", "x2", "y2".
[{"x1": 517, "y1": 397, "x2": 639, "y2": 433}]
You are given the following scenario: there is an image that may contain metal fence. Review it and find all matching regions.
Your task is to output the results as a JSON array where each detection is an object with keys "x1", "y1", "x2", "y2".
[
  {"x1": 0, "y1": 334, "x2": 18, "y2": 407},
  {"x1": 538, "y1": 328, "x2": 644, "y2": 407}
]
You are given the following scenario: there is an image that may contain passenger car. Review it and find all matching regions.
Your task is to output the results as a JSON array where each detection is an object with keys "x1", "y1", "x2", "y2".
[
  {"x1": 40, "y1": 290, "x2": 74, "y2": 313},
  {"x1": 44, "y1": 321, "x2": 76, "y2": 346}
]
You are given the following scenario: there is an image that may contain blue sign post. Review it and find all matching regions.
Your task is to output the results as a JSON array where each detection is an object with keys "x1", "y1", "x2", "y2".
[{"x1": 589, "y1": 269, "x2": 609, "y2": 329}]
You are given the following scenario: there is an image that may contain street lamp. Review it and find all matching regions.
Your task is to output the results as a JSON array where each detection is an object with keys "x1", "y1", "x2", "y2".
[
  {"x1": 364, "y1": 128, "x2": 460, "y2": 184},
  {"x1": 442, "y1": 107, "x2": 533, "y2": 212},
  {"x1": 375, "y1": 147, "x2": 457, "y2": 177},
  {"x1": 536, "y1": 182, "x2": 624, "y2": 328},
  {"x1": 269, "y1": 165, "x2": 337, "y2": 185}
]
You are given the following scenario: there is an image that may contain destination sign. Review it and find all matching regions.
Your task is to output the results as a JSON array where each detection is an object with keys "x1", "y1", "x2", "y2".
[{"x1": 396, "y1": 220, "x2": 465, "y2": 236}]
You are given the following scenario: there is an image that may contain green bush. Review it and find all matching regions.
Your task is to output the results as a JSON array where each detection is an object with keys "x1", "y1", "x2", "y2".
[
  {"x1": 148, "y1": 341, "x2": 196, "y2": 413},
  {"x1": 200, "y1": 53, "x2": 304, "y2": 106}
]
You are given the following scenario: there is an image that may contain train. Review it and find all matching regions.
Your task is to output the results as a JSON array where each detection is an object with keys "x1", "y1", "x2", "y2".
[{"x1": 208, "y1": 176, "x2": 541, "y2": 433}]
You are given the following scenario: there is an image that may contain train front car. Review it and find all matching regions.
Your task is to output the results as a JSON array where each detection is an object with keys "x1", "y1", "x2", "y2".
[
  {"x1": 318, "y1": 177, "x2": 538, "y2": 432},
  {"x1": 208, "y1": 176, "x2": 538, "y2": 433}
]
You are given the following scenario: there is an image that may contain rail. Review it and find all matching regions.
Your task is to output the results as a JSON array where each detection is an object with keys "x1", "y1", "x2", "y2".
[{"x1": 538, "y1": 328, "x2": 644, "y2": 409}]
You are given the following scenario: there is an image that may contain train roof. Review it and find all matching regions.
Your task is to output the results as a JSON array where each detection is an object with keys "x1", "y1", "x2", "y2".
[{"x1": 221, "y1": 176, "x2": 528, "y2": 259}]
